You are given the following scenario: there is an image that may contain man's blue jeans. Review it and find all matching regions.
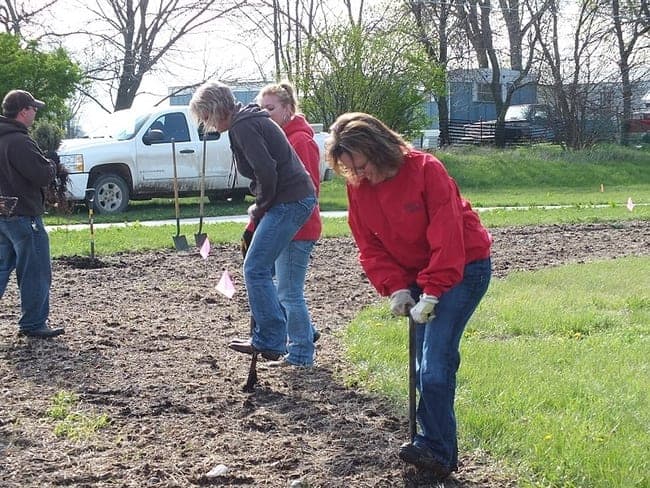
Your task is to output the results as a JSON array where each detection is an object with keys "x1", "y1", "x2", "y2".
[
  {"x1": 244, "y1": 196, "x2": 316, "y2": 356},
  {"x1": 0, "y1": 216, "x2": 51, "y2": 330},
  {"x1": 275, "y1": 239, "x2": 316, "y2": 366},
  {"x1": 412, "y1": 258, "x2": 491, "y2": 470}
]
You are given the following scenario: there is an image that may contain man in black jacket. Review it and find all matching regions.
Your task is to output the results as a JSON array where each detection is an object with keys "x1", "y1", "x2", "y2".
[{"x1": 0, "y1": 89, "x2": 64, "y2": 338}]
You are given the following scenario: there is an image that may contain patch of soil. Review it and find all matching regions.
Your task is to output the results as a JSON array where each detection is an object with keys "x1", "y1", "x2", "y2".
[{"x1": 1, "y1": 221, "x2": 649, "y2": 487}]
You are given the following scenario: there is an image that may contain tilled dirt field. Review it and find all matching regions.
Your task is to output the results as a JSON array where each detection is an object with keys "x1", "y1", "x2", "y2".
[{"x1": 1, "y1": 221, "x2": 649, "y2": 488}]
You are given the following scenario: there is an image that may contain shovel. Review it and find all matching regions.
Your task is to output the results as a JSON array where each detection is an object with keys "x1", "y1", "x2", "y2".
[
  {"x1": 243, "y1": 315, "x2": 258, "y2": 393},
  {"x1": 194, "y1": 135, "x2": 208, "y2": 248},
  {"x1": 171, "y1": 138, "x2": 189, "y2": 251},
  {"x1": 85, "y1": 188, "x2": 96, "y2": 259},
  {"x1": 408, "y1": 314, "x2": 417, "y2": 442},
  {"x1": 240, "y1": 226, "x2": 258, "y2": 392}
]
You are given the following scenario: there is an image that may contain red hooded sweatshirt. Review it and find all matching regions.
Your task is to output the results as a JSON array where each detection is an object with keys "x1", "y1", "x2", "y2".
[
  {"x1": 246, "y1": 114, "x2": 322, "y2": 240},
  {"x1": 283, "y1": 114, "x2": 321, "y2": 241},
  {"x1": 347, "y1": 150, "x2": 491, "y2": 298}
]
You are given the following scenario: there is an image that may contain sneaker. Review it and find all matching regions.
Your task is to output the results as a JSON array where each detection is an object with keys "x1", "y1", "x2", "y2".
[
  {"x1": 18, "y1": 325, "x2": 65, "y2": 338},
  {"x1": 398, "y1": 442, "x2": 452, "y2": 480}
]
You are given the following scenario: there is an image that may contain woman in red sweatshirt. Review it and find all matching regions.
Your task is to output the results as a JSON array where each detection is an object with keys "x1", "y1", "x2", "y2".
[
  {"x1": 254, "y1": 82, "x2": 322, "y2": 367},
  {"x1": 326, "y1": 112, "x2": 492, "y2": 480}
]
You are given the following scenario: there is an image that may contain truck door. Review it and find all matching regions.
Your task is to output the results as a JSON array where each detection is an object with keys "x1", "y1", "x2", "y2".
[
  {"x1": 137, "y1": 112, "x2": 201, "y2": 192},
  {"x1": 199, "y1": 126, "x2": 243, "y2": 191}
]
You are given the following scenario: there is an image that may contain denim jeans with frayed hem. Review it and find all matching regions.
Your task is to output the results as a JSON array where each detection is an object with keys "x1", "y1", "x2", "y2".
[
  {"x1": 244, "y1": 196, "x2": 316, "y2": 356},
  {"x1": 0, "y1": 216, "x2": 51, "y2": 330},
  {"x1": 411, "y1": 257, "x2": 491, "y2": 470},
  {"x1": 275, "y1": 239, "x2": 316, "y2": 366}
]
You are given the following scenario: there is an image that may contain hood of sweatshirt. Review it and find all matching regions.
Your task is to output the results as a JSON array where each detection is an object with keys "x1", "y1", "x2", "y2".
[
  {"x1": 283, "y1": 114, "x2": 315, "y2": 140},
  {"x1": 231, "y1": 103, "x2": 271, "y2": 127},
  {"x1": 0, "y1": 116, "x2": 27, "y2": 138}
]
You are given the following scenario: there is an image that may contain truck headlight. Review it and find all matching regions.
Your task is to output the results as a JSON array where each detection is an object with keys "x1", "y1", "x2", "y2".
[{"x1": 59, "y1": 154, "x2": 84, "y2": 173}]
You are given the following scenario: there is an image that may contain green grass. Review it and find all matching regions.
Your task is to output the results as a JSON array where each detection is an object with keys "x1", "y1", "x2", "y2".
[
  {"x1": 49, "y1": 204, "x2": 649, "y2": 258},
  {"x1": 46, "y1": 391, "x2": 110, "y2": 440},
  {"x1": 343, "y1": 257, "x2": 649, "y2": 487},
  {"x1": 43, "y1": 143, "x2": 650, "y2": 226}
]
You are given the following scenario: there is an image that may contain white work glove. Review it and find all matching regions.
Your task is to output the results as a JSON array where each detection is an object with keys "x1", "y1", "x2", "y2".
[
  {"x1": 410, "y1": 294, "x2": 439, "y2": 324},
  {"x1": 389, "y1": 289, "x2": 415, "y2": 316}
]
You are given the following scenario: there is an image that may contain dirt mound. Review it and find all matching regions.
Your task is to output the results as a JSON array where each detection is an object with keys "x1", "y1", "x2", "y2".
[{"x1": 1, "y1": 221, "x2": 648, "y2": 487}]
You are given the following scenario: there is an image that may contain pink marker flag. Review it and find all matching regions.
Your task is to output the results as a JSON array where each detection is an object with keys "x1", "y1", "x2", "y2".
[
  {"x1": 199, "y1": 237, "x2": 211, "y2": 259},
  {"x1": 626, "y1": 197, "x2": 635, "y2": 212},
  {"x1": 216, "y1": 270, "x2": 236, "y2": 298}
]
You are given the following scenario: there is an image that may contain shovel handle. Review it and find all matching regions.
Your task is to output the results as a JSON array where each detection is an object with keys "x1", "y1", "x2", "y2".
[
  {"x1": 199, "y1": 136, "x2": 207, "y2": 221},
  {"x1": 85, "y1": 188, "x2": 96, "y2": 259},
  {"x1": 171, "y1": 139, "x2": 182, "y2": 235},
  {"x1": 408, "y1": 315, "x2": 417, "y2": 442}
]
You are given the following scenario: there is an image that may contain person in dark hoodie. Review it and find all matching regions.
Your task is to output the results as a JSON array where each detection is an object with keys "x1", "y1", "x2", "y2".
[
  {"x1": 189, "y1": 81, "x2": 316, "y2": 361},
  {"x1": 254, "y1": 81, "x2": 322, "y2": 367},
  {"x1": 0, "y1": 89, "x2": 64, "y2": 338}
]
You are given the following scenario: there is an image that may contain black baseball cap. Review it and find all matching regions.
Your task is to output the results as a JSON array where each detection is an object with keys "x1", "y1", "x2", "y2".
[{"x1": 2, "y1": 90, "x2": 46, "y2": 116}]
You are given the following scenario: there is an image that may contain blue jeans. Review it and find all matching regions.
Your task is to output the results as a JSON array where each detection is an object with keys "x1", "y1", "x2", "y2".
[
  {"x1": 411, "y1": 258, "x2": 491, "y2": 470},
  {"x1": 0, "y1": 216, "x2": 52, "y2": 330},
  {"x1": 244, "y1": 196, "x2": 316, "y2": 355},
  {"x1": 275, "y1": 239, "x2": 316, "y2": 366}
]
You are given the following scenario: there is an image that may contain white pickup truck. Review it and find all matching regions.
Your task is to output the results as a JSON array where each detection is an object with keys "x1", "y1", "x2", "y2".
[{"x1": 58, "y1": 105, "x2": 330, "y2": 214}]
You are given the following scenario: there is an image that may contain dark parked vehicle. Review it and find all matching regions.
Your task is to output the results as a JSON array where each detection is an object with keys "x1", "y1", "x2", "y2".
[{"x1": 460, "y1": 104, "x2": 555, "y2": 144}]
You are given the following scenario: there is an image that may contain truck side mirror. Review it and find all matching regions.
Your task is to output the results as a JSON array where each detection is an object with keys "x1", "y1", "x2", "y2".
[
  {"x1": 203, "y1": 131, "x2": 221, "y2": 141},
  {"x1": 143, "y1": 129, "x2": 165, "y2": 145}
]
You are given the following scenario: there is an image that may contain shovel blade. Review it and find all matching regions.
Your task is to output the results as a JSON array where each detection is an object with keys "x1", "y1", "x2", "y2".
[
  {"x1": 173, "y1": 234, "x2": 189, "y2": 251},
  {"x1": 195, "y1": 233, "x2": 207, "y2": 248}
]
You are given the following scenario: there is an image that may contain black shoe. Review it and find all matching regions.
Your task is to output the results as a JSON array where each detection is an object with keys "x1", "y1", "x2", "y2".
[
  {"x1": 398, "y1": 442, "x2": 452, "y2": 479},
  {"x1": 18, "y1": 326, "x2": 65, "y2": 338},
  {"x1": 228, "y1": 339, "x2": 282, "y2": 361},
  {"x1": 313, "y1": 329, "x2": 321, "y2": 343}
]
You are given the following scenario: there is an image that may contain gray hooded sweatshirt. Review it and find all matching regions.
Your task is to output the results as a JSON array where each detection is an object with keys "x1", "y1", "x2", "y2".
[{"x1": 228, "y1": 103, "x2": 315, "y2": 221}]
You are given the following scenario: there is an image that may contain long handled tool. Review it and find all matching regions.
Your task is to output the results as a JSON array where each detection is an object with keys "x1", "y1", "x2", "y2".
[
  {"x1": 171, "y1": 138, "x2": 189, "y2": 251},
  {"x1": 240, "y1": 226, "x2": 258, "y2": 393},
  {"x1": 408, "y1": 315, "x2": 417, "y2": 442},
  {"x1": 85, "y1": 188, "x2": 96, "y2": 259},
  {"x1": 243, "y1": 315, "x2": 258, "y2": 393},
  {"x1": 194, "y1": 135, "x2": 208, "y2": 248}
]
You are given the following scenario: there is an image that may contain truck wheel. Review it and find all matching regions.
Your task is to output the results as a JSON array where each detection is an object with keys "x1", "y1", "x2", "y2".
[{"x1": 92, "y1": 174, "x2": 129, "y2": 214}]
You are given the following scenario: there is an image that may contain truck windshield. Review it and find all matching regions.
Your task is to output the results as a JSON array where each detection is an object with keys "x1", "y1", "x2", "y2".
[
  {"x1": 87, "y1": 109, "x2": 152, "y2": 140},
  {"x1": 504, "y1": 105, "x2": 532, "y2": 121}
]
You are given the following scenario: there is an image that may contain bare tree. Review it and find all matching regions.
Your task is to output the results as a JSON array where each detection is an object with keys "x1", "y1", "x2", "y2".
[
  {"x1": 405, "y1": 0, "x2": 459, "y2": 146},
  {"x1": 61, "y1": 0, "x2": 247, "y2": 111},
  {"x1": 0, "y1": 0, "x2": 59, "y2": 36},
  {"x1": 608, "y1": 0, "x2": 650, "y2": 145},
  {"x1": 456, "y1": 0, "x2": 489, "y2": 68},
  {"x1": 531, "y1": 0, "x2": 612, "y2": 148},
  {"x1": 455, "y1": 0, "x2": 545, "y2": 147}
]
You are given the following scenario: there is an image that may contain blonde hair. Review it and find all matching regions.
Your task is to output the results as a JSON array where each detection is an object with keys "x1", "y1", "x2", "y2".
[
  {"x1": 256, "y1": 81, "x2": 299, "y2": 115},
  {"x1": 326, "y1": 112, "x2": 410, "y2": 182},
  {"x1": 189, "y1": 81, "x2": 236, "y2": 131}
]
